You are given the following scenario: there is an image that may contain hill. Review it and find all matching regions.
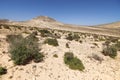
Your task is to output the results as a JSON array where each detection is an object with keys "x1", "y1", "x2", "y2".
[{"x1": 96, "y1": 21, "x2": 120, "y2": 28}]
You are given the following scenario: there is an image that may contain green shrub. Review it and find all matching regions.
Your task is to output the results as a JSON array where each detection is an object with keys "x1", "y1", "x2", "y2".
[
  {"x1": 110, "y1": 38, "x2": 118, "y2": 43},
  {"x1": 66, "y1": 33, "x2": 73, "y2": 41},
  {"x1": 39, "y1": 29, "x2": 52, "y2": 37},
  {"x1": 98, "y1": 37, "x2": 105, "y2": 41},
  {"x1": 3, "y1": 25, "x2": 10, "y2": 29},
  {"x1": 0, "y1": 26, "x2": 2, "y2": 29},
  {"x1": 6, "y1": 35, "x2": 24, "y2": 47},
  {"x1": 0, "y1": 67, "x2": 7, "y2": 75},
  {"x1": 15, "y1": 26, "x2": 22, "y2": 30},
  {"x1": 79, "y1": 40, "x2": 83, "y2": 43},
  {"x1": 53, "y1": 54, "x2": 58, "y2": 58},
  {"x1": 64, "y1": 52, "x2": 85, "y2": 71},
  {"x1": 44, "y1": 38, "x2": 59, "y2": 46},
  {"x1": 33, "y1": 52, "x2": 44, "y2": 63},
  {"x1": 93, "y1": 43, "x2": 99, "y2": 47},
  {"x1": 66, "y1": 33, "x2": 80, "y2": 41},
  {"x1": 102, "y1": 45, "x2": 117, "y2": 58},
  {"x1": 93, "y1": 35, "x2": 98, "y2": 39},
  {"x1": 104, "y1": 40, "x2": 111, "y2": 46},
  {"x1": 115, "y1": 41, "x2": 120, "y2": 51},
  {"x1": 73, "y1": 34, "x2": 80, "y2": 41},
  {"x1": 7, "y1": 32, "x2": 44, "y2": 65},
  {"x1": 66, "y1": 43, "x2": 69, "y2": 48}
]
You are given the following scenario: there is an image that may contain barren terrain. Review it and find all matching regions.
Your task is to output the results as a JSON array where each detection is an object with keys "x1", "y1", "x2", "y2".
[{"x1": 0, "y1": 16, "x2": 120, "y2": 80}]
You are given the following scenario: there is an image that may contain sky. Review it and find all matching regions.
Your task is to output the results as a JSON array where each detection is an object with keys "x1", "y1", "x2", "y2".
[{"x1": 0, "y1": 0, "x2": 120, "y2": 25}]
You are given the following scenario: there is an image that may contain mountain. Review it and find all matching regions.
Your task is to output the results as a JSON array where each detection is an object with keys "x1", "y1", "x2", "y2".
[
  {"x1": 32, "y1": 16, "x2": 56, "y2": 22},
  {"x1": 9, "y1": 16, "x2": 64, "y2": 29}
]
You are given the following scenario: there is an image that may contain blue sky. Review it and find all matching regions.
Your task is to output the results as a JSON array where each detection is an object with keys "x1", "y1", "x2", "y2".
[{"x1": 0, "y1": 0, "x2": 120, "y2": 25}]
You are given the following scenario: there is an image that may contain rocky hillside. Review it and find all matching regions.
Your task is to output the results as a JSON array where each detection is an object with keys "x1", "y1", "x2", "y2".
[
  {"x1": 0, "y1": 16, "x2": 120, "y2": 80},
  {"x1": 96, "y1": 21, "x2": 120, "y2": 28}
]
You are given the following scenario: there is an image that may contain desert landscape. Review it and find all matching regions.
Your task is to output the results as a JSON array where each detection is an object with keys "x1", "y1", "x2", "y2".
[{"x1": 0, "y1": 16, "x2": 120, "y2": 80}]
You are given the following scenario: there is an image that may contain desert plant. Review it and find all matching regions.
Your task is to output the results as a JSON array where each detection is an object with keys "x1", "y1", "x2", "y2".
[
  {"x1": 53, "y1": 54, "x2": 58, "y2": 58},
  {"x1": 66, "y1": 33, "x2": 80, "y2": 41},
  {"x1": 66, "y1": 33, "x2": 73, "y2": 41},
  {"x1": 7, "y1": 32, "x2": 44, "y2": 65},
  {"x1": 64, "y1": 52, "x2": 85, "y2": 71},
  {"x1": 115, "y1": 41, "x2": 120, "y2": 51},
  {"x1": 98, "y1": 37, "x2": 105, "y2": 41},
  {"x1": 3, "y1": 25, "x2": 10, "y2": 29},
  {"x1": 79, "y1": 40, "x2": 83, "y2": 43},
  {"x1": 33, "y1": 52, "x2": 44, "y2": 63},
  {"x1": 74, "y1": 34, "x2": 80, "y2": 41},
  {"x1": 0, "y1": 26, "x2": 2, "y2": 29},
  {"x1": 66, "y1": 43, "x2": 70, "y2": 48},
  {"x1": 6, "y1": 35, "x2": 24, "y2": 47},
  {"x1": 93, "y1": 34, "x2": 98, "y2": 39},
  {"x1": 44, "y1": 38, "x2": 59, "y2": 46},
  {"x1": 64, "y1": 52, "x2": 74, "y2": 61},
  {"x1": 39, "y1": 29, "x2": 52, "y2": 37},
  {"x1": 0, "y1": 67, "x2": 7, "y2": 75},
  {"x1": 16, "y1": 26, "x2": 22, "y2": 30},
  {"x1": 93, "y1": 43, "x2": 99, "y2": 47},
  {"x1": 102, "y1": 45, "x2": 117, "y2": 58},
  {"x1": 104, "y1": 40, "x2": 111, "y2": 46},
  {"x1": 110, "y1": 38, "x2": 119, "y2": 43}
]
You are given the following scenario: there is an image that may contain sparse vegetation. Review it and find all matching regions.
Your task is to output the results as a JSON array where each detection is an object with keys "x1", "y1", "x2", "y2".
[
  {"x1": 107, "y1": 37, "x2": 119, "y2": 43},
  {"x1": 3, "y1": 25, "x2": 10, "y2": 29},
  {"x1": 23, "y1": 31, "x2": 30, "y2": 34},
  {"x1": 0, "y1": 67, "x2": 7, "y2": 75},
  {"x1": 64, "y1": 52, "x2": 85, "y2": 71},
  {"x1": 15, "y1": 26, "x2": 22, "y2": 30},
  {"x1": 73, "y1": 34, "x2": 80, "y2": 41},
  {"x1": 79, "y1": 40, "x2": 83, "y2": 43},
  {"x1": 93, "y1": 35, "x2": 98, "y2": 39},
  {"x1": 93, "y1": 43, "x2": 99, "y2": 47},
  {"x1": 115, "y1": 41, "x2": 120, "y2": 51},
  {"x1": 66, "y1": 43, "x2": 70, "y2": 48},
  {"x1": 0, "y1": 26, "x2": 2, "y2": 29},
  {"x1": 104, "y1": 40, "x2": 111, "y2": 46},
  {"x1": 53, "y1": 54, "x2": 58, "y2": 58},
  {"x1": 66, "y1": 33, "x2": 73, "y2": 41},
  {"x1": 7, "y1": 32, "x2": 44, "y2": 65},
  {"x1": 66, "y1": 33, "x2": 80, "y2": 41},
  {"x1": 44, "y1": 38, "x2": 59, "y2": 46},
  {"x1": 98, "y1": 37, "x2": 105, "y2": 41},
  {"x1": 39, "y1": 29, "x2": 52, "y2": 37},
  {"x1": 102, "y1": 45, "x2": 117, "y2": 58}
]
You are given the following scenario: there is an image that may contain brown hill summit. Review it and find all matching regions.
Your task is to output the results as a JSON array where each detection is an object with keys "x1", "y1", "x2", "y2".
[{"x1": 32, "y1": 16, "x2": 56, "y2": 22}]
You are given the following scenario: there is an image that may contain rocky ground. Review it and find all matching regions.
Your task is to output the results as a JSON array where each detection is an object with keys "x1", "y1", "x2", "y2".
[{"x1": 0, "y1": 24, "x2": 120, "y2": 80}]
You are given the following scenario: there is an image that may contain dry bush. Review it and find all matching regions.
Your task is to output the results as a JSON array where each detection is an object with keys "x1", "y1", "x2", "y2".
[
  {"x1": 44, "y1": 38, "x2": 59, "y2": 46},
  {"x1": 7, "y1": 32, "x2": 44, "y2": 65},
  {"x1": 102, "y1": 45, "x2": 117, "y2": 58},
  {"x1": 64, "y1": 52, "x2": 85, "y2": 71}
]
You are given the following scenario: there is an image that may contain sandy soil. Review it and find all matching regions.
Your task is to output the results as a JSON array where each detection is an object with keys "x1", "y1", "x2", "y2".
[{"x1": 0, "y1": 34, "x2": 120, "y2": 80}]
